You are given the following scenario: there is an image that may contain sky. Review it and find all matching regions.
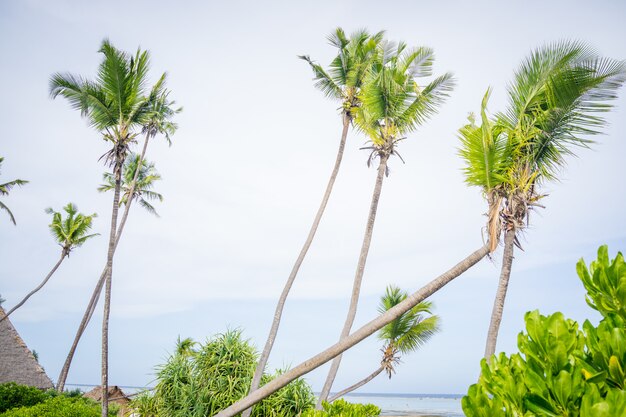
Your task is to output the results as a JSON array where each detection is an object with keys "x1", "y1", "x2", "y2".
[{"x1": 1, "y1": 0, "x2": 625, "y2": 396}]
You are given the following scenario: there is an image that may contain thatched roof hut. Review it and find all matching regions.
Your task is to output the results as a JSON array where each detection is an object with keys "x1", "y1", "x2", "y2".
[
  {"x1": 0, "y1": 306, "x2": 54, "y2": 389},
  {"x1": 84, "y1": 385, "x2": 131, "y2": 415}
]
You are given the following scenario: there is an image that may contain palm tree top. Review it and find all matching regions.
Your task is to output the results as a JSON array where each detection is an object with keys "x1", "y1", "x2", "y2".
[
  {"x1": 45, "y1": 203, "x2": 98, "y2": 255},
  {"x1": 354, "y1": 41, "x2": 454, "y2": 167},
  {"x1": 98, "y1": 153, "x2": 163, "y2": 216},
  {"x1": 377, "y1": 285, "x2": 440, "y2": 355},
  {"x1": 299, "y1": 28, "x2": 384, "y2": 117}
]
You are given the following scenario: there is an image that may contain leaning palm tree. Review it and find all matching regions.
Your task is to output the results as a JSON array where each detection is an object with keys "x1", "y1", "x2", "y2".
[
  {"x1": 214, "y1": 244, "x2": 490, "y2": 417},
  {"x1": 459, "y1": 41, "x2": 626, "y2": 362},
  {"x1": 317, "y1": 40, "x2": 454, "y2": 407},
  {"x1": 99, "y1": 153, "x2": 163, "y2": 217},
  {"x1": 1, "y1": 203, "x2": 97, "y2": 322},
  {"x1": 242, "y1": 28, "x2": 383, "y2": 417},
  {"x1": 329, "y1": 286, "x2": 439, "y2": 402},
  {"x1": 54, "y1": 75, "x2": 178, "y2": 394},
  {"x1": 50, "y1": 39, "x2": 177, "y2": 415},
  {"x1": 0, "y1": 157, "x2": 28, "y2": 225}
]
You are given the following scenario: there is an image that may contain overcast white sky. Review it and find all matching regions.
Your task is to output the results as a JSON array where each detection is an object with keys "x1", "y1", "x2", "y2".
[{"x1": 1, "y1": 0, "x2": 625, "y2": 395}]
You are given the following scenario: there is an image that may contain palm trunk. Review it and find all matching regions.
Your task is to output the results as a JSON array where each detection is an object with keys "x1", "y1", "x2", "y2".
[
  {"x1": 56, "y1": 267, "x2": 107, "y2": 391},
  {"x1": 317, "y1": 153, "x2": 389, "y2": 408},
  {"x1": 213, "y1": 243, "x2": 490, "y2": 417},
  {"x1": 101, "y1": 162, "x2": 122, "y2": 417},
  {"x1": 327, "y1": 365, "x2": 384, "y2": 403},
  {"x1": 57, "y1": 135, "x2": 151, "y2": 392},
  {"x1": 242, "y1": 115, "x2": 350, "y2": 417},
  {"x1": 483, "y1": 228, "x2": 516, "y2": 362},
  {"x1": 1, "y1": 249, "x2": 68, "y2": 322}
]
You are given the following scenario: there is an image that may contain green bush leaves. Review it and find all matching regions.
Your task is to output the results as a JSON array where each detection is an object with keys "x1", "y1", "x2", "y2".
[{"x1": 463, "y1": 246, "x2": 626, "y2": 417}]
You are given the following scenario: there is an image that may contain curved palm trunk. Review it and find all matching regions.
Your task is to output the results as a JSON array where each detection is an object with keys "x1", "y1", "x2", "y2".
[
  {"x1": 317, "y1": 153, "x2": 389, "y2": 408},
  {"x1": 213, "y1": 243, "x2": 490, "y2": 417},
  {"x1": 57, "y1": 136, "x2": 151, "y2": 392},
  {"x1": 101, "y1": 164, "x2": 122, "y2": 417},
  {"x1": 327, "y1": 365, "x2": 384, "y2": 403},
  {"x1": 483, "y1": 228, "x2": 516, "y2": 362},
  {"x1": 1, "y1": 249, "x2": 68, "y2": 322},
  {"x1": 242, "y1": 116, "x2": 350, "y2": 417}
]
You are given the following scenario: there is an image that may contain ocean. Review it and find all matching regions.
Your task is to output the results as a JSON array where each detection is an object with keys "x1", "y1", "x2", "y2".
[{"x1": 341, "y1": 393, "x2": 464, "y2": 417}]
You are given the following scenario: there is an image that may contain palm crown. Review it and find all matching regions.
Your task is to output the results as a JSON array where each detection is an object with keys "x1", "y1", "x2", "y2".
[
  {"x1": 355, "y1": 41, "x2": 455, "y2": 167},
  {"x1": 0, "y1": 157, "x2": 28, "y2": 225},
  {"x1": 377, "y1": 285, "x2": 440, "y2": 377},
  {"x1": 459, "y1": 41, "x2": 626, "y2": 248},
  {"x1": 46, "y1": 203, "x2": 98, "y2": 256},
  {"x1": 98, "y1": 153, "x2": 163, "y2": 216},
  {"x1": 299, "y1": 28, "x2": 384, "y2": 120},
  {"x1": 50, "y1": 39, "x2": 173, "y2": 167}
]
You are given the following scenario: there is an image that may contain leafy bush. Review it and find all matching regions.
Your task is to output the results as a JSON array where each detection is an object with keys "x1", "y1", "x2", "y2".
[
  {"x1": 0, "y1": 396, "x2": 100, "y2": 417},
  {"x1": 133, "y1": 329, "x2": 315, "y2": 417},
  {"x1": 302, "y1": 399, "x2": 381, "y2": 417},
  {"x1": 462, "y1": 245, "x2": 626, "y2": 417},
  {"x1": 0, "y1": 383, "x2": 47, "y2": 413}
]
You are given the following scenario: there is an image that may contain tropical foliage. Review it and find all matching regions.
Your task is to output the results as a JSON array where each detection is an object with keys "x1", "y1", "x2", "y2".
[
  {"x1": 0, "y1": 383, "x2": 47, "y2": 414},
  {"x1": 0, "y1": 157, "x2": 28, "y2": 225},
  {"x1": 1, "y1": 204, "x2": 97, "y2": 321},
  {"x1": 0, "y1": 395, "x2": 117, "y2": 417},
  {"x1": 130, "y1": 330, "x2": 315, "y2": 417},
  {"x1": 247, "y1": 29, "x2": 386, "y2": 412},
  {"x1": 318, "y1": 35, "x2": 454, "y2": 406},
  {"x1": 50, "y1": 39, "x2": 179, "y2": 405},
  {"x1": 302, "y1": 399, "x2": 381, "y2": 417},
  {"x1": 330, "y1": 286, "x2": 440, "y2": 402},
  {"x1": 458, "y1": 41, "x2": 626, "y2": 361},
  {"x1": 98, "y1": 153, "x2": 163, "y2": 216},
  {"x1": 463, "y1": 245, "x2": 626, "y2": 417}
]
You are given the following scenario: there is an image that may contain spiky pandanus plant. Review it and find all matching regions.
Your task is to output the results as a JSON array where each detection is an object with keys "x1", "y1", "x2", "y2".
[
  {"x1": 0, "y1": 157, "x2": 28, "y2": 225},
  {"x1": 458, "y1": 41, "x2": 626, "y2": 362},
  {"x1": 243, "y1": 28, "x2": 383, "y2": 417},
  {"x1": 329, "y1": 286, "x2": 440, "y2": 402},
  {"x1": 317, "y1": 39, "x2": 454, "y2": 407},
  {"x1": 1, "y1": 203, "x2": 97, "y2": 322},
  {"x1": 50, "y1": 40, "x2": 179, "y2": 412}
]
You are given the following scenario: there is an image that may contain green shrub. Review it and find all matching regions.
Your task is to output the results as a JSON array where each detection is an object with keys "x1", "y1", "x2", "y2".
[
  {"x1": 141, "y1": 329, "x2": 315, "y2": 417},
  {"x1": 0, "y1": 396, "x2": 100, "y2": 417},
  {"x1": 462, "y1": 245, "x2": 626, "y2": 417},
  {"x1": 0, "y1": 383, "x2": 47, "y2": 413},
  {"x1": 302, "y1": 399, "x2": 381, "y2": 417}
]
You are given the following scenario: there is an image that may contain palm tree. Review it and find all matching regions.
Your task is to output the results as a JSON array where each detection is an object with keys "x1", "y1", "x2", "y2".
[
  {"x1": 1, "y1": 203, "x2": 97, "y2": 322},
  {"x1": 242, "y1": 28, "x2": 383, "y2": 417},
  {"x1": 0, "y1": 157, "x2": 28, "y2": 225},
  {"x1": 317, "y1": 40, "x2": 454, "y2": 407},
  {"x1": 458, "y1": 41, "x2": 626, "y2": 362},
  {"x1": 213, "y1": 243, "x2": 490, "y2": 417},
  {"x1": 54, "y1": 72, "x2": 178, "y2": 394},
  {"x1": 99, "y1": 153, "x2": 163, "y2": 216},
  {"x1": 49, "y1": 39, "x2": 177, "y2": 415},
  {"x1": 328, "y1": 286, "x2": 440, "y2": 402}
]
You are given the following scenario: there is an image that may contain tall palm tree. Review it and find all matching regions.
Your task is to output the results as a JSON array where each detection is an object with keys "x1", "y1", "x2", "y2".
[
  {"x1": 317, "y1": 40, "x2": 454, "y2": 407},
  {"x1": 0, "y1": 157, "x2": 28, "y2": 225},
  {"x1": 242, "y1": 28, "x2": 383, "y2": 417},
  {"x1": 1, "y1": 203, "x2": 97, "y2": 322},
  {"x1": 214, "y1": 244, "x2": 490, "y2": 417},
  {"x1": 329, "y1": 286, "x2": 439, "y2": 402},
  {"x1": 99, "y1": 153, "x2": 163, "y2": 217},
  {"x1": 50, "y1": 39, "x2": 175, "y2": 415},
  {"x1": 54, "y1": 74, "x2": 178, "y2": 394},
  {"x1": 458, "y1": 41, "x2": 626, "y2": 362}
]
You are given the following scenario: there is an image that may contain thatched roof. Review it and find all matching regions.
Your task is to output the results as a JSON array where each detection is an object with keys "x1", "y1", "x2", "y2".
[
  {"x1": 84, "y1": 385, "x2": 130, "y2": 405},
  {"x1": 0, "y1": 306, "x2": 54, "y2": 389}
]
